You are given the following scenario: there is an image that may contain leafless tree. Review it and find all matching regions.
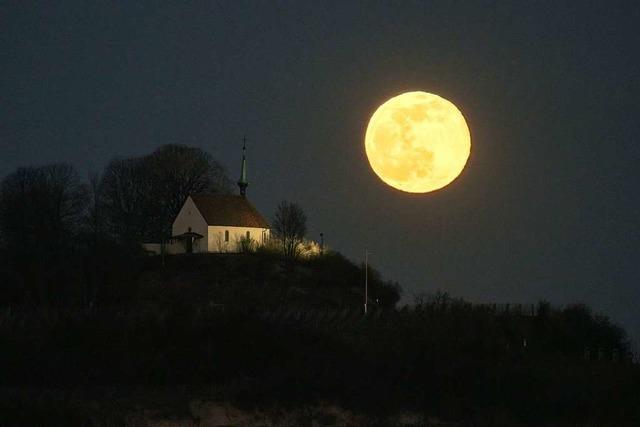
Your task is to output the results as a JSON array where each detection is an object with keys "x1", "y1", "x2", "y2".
[
  {"x1": 100, "y1": 144, "x2": 232, "y2": 243},
  {"x1": 0, "y1": 163, "x2": 87, "y2": 304},
  {"x1": 84, "y1": 172, "x2": 105, "y2": 241},
  {"x1": 272, "y1": 200, "x2": 307, "y2": 261},
  {"x1": 0, "y1": 163, "x2": 87, "y2": 253},
  {"x1": 146, "y1": 144, "x2": 232, "y2": 242},
  {"x1": 101, "y1": 156, "x2": 152, "y2": 242}
]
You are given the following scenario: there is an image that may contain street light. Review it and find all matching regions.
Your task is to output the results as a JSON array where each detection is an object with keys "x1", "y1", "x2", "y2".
[{"x1": 364, "y1": 249, "x2": 371, "y2": 314}]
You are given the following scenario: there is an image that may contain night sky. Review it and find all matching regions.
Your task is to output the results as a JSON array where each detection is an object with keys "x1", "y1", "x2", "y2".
[{"x1": 2, "y1": 2, "x2": 639, "y2": 342}]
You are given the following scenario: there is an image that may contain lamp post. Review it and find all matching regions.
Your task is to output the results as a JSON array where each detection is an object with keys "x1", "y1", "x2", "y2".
[{"x1": 364, "y1": 249, "x2": 370, "y2": 314}]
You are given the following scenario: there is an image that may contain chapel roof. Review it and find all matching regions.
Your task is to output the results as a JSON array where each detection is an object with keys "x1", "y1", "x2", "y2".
[{"x1": 190, "y1": 194, "x2": 270, "y2": 229}]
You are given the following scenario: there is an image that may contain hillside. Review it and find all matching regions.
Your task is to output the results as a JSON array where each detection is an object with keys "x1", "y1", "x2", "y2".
[
  {"x1": 134, "y1": 251, "x2": 401, "y2": 311},
  {"x1": 1, "y1": 251, "x2": 639, "y2": 426}
]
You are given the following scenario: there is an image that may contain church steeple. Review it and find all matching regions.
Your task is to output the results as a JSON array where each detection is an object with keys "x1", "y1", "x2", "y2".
[{"x1": 237, "y1": 136, "x2": 248, "y2": 197}]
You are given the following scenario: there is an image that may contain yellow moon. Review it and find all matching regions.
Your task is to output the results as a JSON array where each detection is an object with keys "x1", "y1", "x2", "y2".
[{"x1": 365, "y1": 91, "x2": 471, "y2": 193}]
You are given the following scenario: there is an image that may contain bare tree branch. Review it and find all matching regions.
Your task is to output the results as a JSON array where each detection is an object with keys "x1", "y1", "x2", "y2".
[{"x1": 272, "y1": 200, "x2": 307, "y2": 262}]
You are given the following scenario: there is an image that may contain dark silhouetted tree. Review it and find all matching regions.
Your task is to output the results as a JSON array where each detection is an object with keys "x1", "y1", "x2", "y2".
[
  {"x1": 272, "y1": 200, "x2": 307, "y2": 261},
  {"x1": 101, "y1": 145, "x2": 232, "y2": 243},
  {"x1": 146, "y1": 144, "x2": 232, "y2": 243},
  {"x1": 0, "y1": 163, "x2": 87, "y2": 304},
  {"x1": 0, "y1": 163, "x2": 87, "y2": 254},
  {"x1": 83, "y1": 171, "x2": 106, "y2": 243},
  {"x1": 101, "y1": 157, "x2": 152, "y2": 242}
]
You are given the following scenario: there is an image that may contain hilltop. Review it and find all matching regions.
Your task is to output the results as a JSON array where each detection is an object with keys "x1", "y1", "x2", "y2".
[{"x1": 139, "y1": 251, "x2": 399, "y2": 310}]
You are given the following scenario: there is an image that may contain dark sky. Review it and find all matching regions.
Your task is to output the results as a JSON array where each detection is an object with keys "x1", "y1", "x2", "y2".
[{"x1": 2, "y1": 2, "x2": 639, "y2": 341}]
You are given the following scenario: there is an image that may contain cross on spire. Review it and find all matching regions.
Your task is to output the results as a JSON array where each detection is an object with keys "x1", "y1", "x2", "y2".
[{"x1": 238, "y1": 136, "x2": 248, "y2": 197}]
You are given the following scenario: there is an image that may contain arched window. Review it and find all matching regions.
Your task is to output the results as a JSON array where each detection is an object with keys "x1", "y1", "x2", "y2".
[{"x1": 224, "y1": 230, "x2": 229, "y2": 242}]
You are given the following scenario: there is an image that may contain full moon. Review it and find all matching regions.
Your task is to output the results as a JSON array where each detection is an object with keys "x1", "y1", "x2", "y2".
[{"x1": 365, "y1": 91, "x2": 471, "y2": 193}]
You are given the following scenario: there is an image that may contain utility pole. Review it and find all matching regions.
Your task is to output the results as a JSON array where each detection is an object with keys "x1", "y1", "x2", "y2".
[
  {"x1": 319, "y1": 232, "x2": 324, "y2": 255},
  {"x1": 364, "y1": 249, "x2": 370, "y2": 314}
]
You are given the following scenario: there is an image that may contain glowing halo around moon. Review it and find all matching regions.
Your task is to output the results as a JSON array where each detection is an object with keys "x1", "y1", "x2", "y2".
[{"x1": 365, "y1": 91, "x2": 471, "y2": 193}]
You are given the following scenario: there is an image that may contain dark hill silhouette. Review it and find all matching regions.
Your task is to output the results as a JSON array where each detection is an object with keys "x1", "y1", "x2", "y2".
[
  {"x1": 0, "y1": 252, "x2": 638, "y2": 425},
  {"x1": 135, "y1": 251, "x2": 400, "y2": 312}
]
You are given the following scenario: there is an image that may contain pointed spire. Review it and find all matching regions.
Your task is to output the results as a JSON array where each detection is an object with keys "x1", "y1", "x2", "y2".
[{"x1": 238, "y1": 136, "x2": 248, "y2": 197}]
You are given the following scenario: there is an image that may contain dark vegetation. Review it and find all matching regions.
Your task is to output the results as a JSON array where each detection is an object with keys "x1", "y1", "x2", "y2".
[
  {"x1": 0, "y1": 277, "x2": 637, "y2": 426},
  {"x1": 1, "y1": 146, "x2": 638, "y2": 425},
  {"x1": 0, "y1": 145, "x2": 230, "y2": 307},
  {"x1": 138, "y1": 251, "x2": 401, "y2": 311},
  {"x1": 272, "y1": 200, "x2": 308, "y2": 262}
]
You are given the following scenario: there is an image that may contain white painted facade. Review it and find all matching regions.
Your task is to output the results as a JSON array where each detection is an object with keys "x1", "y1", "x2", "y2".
[
  {"x1": 207, "y1": 225, "x2": 270, "y2": 253},
  {"x1": 142, "y1": 195, "x2": 270, "y2": 254},
  {"x1": 172, "y1": 196, "x2": 209, "y2": 252}
]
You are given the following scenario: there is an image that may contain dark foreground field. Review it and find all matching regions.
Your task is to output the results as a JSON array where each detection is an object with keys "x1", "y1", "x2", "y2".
[
  {"x1": 1, "y1": 303, "x2": 638, "y2": 426},
  {"x1": 1, "y1": 253, "x2": 639, "y2": 426}
]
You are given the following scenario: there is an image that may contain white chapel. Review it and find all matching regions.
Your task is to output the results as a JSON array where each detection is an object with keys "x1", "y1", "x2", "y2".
[{"x1": 146, "y1": 142, "x2": 270, "y2": 254}]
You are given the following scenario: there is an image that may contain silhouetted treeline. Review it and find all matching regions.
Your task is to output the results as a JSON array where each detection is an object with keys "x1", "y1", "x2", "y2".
[
  {"x1": 0, "y1": 291, "x2": 637, "y2": 425},
  {"x1": 100, "y1": 144, "x2": 231, "y2": 243},
  {"x1": 0, "y1": 144, "x2": 231, "y2": 307}
]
